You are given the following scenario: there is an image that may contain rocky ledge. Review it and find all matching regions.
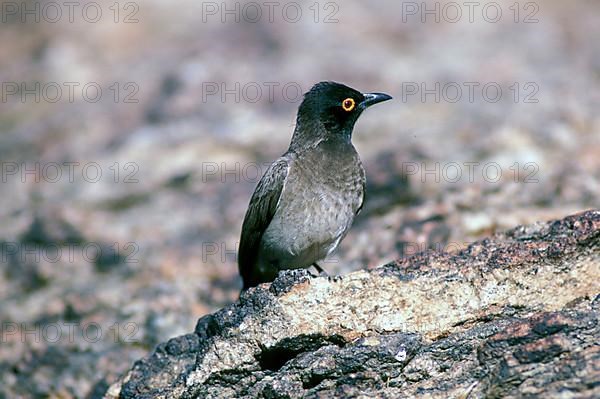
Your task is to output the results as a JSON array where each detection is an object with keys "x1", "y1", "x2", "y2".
[{"x1": 105, "y1": 210, "x2": 600, "y2": 398}]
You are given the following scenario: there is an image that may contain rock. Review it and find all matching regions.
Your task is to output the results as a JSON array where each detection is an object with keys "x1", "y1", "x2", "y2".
[{"x1": 105, "y1": 210, "x2": 600, "y2": 398}]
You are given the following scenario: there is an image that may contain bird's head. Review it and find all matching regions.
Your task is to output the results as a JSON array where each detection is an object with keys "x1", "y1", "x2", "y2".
[{"x1": 292, "y1": 81, "x2": 392, "y2": 146}]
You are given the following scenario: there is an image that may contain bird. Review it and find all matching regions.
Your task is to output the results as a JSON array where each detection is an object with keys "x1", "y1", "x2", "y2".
[{"x1": 238, "y1": 81, "x2": 392, "y2": 290}]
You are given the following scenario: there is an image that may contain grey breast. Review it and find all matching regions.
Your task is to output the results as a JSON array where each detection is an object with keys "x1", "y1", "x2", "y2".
[{"x1": 258, "y1": 139, "x2": 365, "y2": 271}]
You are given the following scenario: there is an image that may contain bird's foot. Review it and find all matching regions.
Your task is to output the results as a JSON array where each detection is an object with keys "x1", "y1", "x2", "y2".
[
  {"x1": 310, "y1": 263, "x2": 342, "y2": 282},
  {"x1": 308, "y1": 270, "x2": 342, "y2": 282}
]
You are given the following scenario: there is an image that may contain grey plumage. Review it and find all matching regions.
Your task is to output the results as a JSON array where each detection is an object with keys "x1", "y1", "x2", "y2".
[{"x1": 238, "y1": 81, "x2": 391, "y2": 290}]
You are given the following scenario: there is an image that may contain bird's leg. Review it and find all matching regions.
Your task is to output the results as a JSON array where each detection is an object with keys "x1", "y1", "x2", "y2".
[
  {"x1": 311, "y1": 263, "x2": 342, "y2": 282},
  {"x1": 308, "y1": 263, "x2": 324, "y2": 278},
  {"x1": 312, "y1": 262, "x2": 326, "y2": 274}
]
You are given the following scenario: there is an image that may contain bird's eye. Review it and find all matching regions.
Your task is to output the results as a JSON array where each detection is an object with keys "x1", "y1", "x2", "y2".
[{"x1": 342, "y1": 98, "x2": 356, "y2": 112}]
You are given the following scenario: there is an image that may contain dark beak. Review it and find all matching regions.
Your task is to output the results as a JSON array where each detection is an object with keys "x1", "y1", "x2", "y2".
[{"x1": 360, "y1": 92, "x2": 393, "y2": 109}]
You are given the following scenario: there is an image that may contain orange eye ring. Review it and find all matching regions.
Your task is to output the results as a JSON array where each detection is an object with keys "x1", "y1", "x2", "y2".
[{"x1": 342, "y1": 98, "x2": 356, "y2": 112}]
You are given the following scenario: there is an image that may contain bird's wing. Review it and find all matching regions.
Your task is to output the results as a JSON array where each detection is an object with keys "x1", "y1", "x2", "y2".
[
  {"x1": 356, "y1": 187, "x2": 366, "y2": 216},
  {"x1": 355, "y1": 162, "x2": 367, "y2": 216},
  {"x1": 238, "y1": 158, "x2": 289, "y2": 289}
]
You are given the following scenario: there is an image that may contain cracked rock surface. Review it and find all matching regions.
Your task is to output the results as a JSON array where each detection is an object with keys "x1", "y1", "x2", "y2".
[{"x1": 106, "y1": 210, "x2": 600, "y2": 398}]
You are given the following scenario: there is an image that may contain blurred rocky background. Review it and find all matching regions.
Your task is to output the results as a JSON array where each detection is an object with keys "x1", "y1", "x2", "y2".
[{"x1": 0, "y1": 0, "x2": 598, "y2": 397}]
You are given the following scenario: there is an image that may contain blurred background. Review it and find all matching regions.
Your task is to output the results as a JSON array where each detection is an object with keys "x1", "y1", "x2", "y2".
[{"x1": 1, "y1": 0, "x2": 599, "y2": 397}]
